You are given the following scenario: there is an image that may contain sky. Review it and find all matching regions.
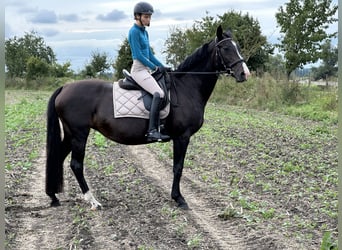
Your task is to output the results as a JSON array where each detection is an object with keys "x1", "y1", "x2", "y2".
[{"x1": 5, "y1": 0, "x2": 338, "y2": 72}]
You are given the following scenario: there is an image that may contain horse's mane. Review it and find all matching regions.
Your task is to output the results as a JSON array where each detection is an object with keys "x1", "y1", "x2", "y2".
[{"x1": 176, "y1": 42, "x2": 210, "y2": 72}]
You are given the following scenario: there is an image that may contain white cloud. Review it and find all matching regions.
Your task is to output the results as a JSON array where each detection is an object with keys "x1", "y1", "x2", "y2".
[
  {"x1": 30, "y1": 9, "x2": 58, "y2": 24},
  {"x1": 96, "y1": 9, "x2": 127, "y2": 22}
]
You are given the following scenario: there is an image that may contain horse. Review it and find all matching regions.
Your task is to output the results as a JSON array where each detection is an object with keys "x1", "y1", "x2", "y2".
[{"x1": 45, "y1": 25, "x2": 250, "y2": 210}]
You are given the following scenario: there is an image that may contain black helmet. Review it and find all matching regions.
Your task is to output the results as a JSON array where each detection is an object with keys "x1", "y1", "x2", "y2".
[{"x1": 134, "y1": 2, "x2": 154, "y2": 15}]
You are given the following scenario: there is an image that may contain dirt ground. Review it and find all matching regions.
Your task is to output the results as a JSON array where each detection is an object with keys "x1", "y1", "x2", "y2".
[{"x1": 6, "y1": 140, "x2": 305, "y2": 250}]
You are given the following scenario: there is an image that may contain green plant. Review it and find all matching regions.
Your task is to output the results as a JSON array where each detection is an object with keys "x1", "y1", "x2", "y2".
[
  {"x1": 161, "y1": 204, "x2": 179, "y2": 219},
  {"x1": 187, "y1": 233, "x2": 202, "y2": 249},
  {"x1": 104, "y1": 164, "x2": 115, "y2": 176},
  {"x1": 218, "y1": 206, "x2": 241, "y2": 220},
  {"x1": 137, "y1": 246, "x2": 154, "y2": 250},
  {"x1": 320, "y1": 231, "x2": 337, "y2": 250},
  {"x1": 211, "y1": 75, "x2": 337, "y2": 124},
  {"x1": 176, "y1": 222, "x2": 187, "y2": 237},
  {"x1": 259, "y1": 208, "x2": 275, "y2": 219},
  {"x1": 94, "y1": 131, "x2": 107, "y2": 148}
]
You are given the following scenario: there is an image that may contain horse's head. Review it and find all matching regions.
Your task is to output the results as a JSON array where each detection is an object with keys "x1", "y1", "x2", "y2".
[{"x1": 215, "y1": 25, "x2": 250, "y2": 82}]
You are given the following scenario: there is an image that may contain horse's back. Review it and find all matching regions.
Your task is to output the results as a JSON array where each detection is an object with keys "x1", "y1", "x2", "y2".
[
  {"x1": 55, "y1": 79, "x2": 113, "y2": 125},
  {"x1": 59, "y1": 79, "x2": 112, "y2": 97}
]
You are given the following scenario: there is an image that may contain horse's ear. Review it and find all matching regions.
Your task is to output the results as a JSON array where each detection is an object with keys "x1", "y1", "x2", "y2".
[{"x1": 216, "y1": 25, "x2": 223, "y2": 40}]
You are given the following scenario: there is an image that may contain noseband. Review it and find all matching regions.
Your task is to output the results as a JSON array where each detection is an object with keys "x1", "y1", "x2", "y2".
[{"x1": 215, "y1": 37, "x2": 245, "y2": 75}]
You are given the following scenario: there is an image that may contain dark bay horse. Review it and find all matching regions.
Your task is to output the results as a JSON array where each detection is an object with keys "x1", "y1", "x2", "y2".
[{"x1": 46, "y1": 25, "x2": 249, "y2": 210}]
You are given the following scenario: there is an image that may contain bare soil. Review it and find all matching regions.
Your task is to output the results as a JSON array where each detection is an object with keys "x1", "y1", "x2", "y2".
[{"x1": 4, "y1": 140, "x2": 308, "y2": 250}]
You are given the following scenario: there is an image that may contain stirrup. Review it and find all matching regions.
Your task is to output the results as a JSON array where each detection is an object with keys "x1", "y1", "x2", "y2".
[{"x1": 146, "y1": 129, "x2": 170, "y2": 142}]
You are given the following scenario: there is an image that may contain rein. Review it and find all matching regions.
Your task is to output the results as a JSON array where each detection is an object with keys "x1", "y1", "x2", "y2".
[{"x1": 169, "y1": 70, "x2": 232, "y2": 75}]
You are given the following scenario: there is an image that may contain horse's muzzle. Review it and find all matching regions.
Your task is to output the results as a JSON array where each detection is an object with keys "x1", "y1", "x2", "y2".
[{"x1": 235, "y1": 62, "x2": 250, "y2": 82}]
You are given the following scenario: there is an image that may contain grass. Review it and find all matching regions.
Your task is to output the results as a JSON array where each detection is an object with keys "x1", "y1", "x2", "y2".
[
  {"x1": 320, "y1": 231, "x2": 338, "y2": 250},
  {"x1": 5, "y1": 90, "x2": 51, "y2": 171},
  {"x1": 218, "y1": 205, "x2": 241, "y2": 220},
  {"x1": 187, "y1": 233, "x2": 203, "y2": 249}
]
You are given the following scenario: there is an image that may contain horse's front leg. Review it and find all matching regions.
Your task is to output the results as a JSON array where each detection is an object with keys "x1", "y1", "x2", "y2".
[{"x1": 172, "y1": 136, "x2": 190, "y2": 209}]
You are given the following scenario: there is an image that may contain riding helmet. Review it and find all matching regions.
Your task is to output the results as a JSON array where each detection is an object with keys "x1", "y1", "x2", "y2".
[{"x1": 134, "y1": 2, "x2": 154, "y2": 15}]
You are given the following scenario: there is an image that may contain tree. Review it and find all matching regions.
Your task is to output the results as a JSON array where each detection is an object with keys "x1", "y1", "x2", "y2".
[
  {"x1": 113, "y1": 38, "x2": 133, "y2": 79},
  {"x1": 218, "y1": 11, "x2": 272, "y2": 73},
  {"x1": 312, "y1": 39, "x2": 338, "y2": 81},
  {"x1": 275, "y1": 0, "x2": 337, "y2": 78},
  {"x1": 164, "y1": 11, "x2": 270, "y2": 72},
  {"x1": 113, "y1": 38, "x2": 160, "y2": 79},
  {"x1": 81, "y1": 65, "x2": 96, "y2": 78},
  {"x1": 51, "y1": 62, "x2": 73, "y2": 78},
  {"x1": 5, "y1": 31, "x2": 56, "y2": 78},
  {"x1": 26, "y1": 56, "x2": 50, "y2": 80},
  {"x1": 186, "y1": 13, "x2": 217, "y2": 51},
  {"x1": 89, "y1": 50, "x2": 111, "y2": 75},
  {"x1": 264, "y1": 54, "x2": 287, "y2": 80},
  {"x1": 164, "y1": 27, "x2": 189, "y2": 68}
]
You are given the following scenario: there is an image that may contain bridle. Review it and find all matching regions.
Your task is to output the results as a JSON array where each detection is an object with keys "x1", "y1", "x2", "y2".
[
  {"x1": 169, "y1": 37, "x2": 245, "y2": 76},
  {"x1": 215, "y1": 37, "x2": 245, "y2": 76},
  {"x1": 167, "y1": 36, "x2": 245, "y2": 107}
]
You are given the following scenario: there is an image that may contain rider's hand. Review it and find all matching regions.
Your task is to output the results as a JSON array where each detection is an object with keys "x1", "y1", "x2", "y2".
[{"x1": 156, "y1": 66, "x2": 171, "y2": 73}]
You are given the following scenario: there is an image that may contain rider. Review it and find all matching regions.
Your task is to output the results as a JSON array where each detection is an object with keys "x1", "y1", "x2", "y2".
[{"x1": 128, "y1": 2, "x2": 170, "y2": 142}]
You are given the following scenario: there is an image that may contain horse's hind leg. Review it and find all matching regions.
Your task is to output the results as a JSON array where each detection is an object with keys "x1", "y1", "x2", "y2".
[
  {"x1": 70, "y1": 132, "x2": 101, "y2": 210},
  {"x1": 47, "y1": 134, "x2": 72, "y2": 207}
]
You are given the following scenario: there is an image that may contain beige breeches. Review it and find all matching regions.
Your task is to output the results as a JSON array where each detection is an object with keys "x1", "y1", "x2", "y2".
[{"x1": 130, "y1": 60, "x2": 165, "y2": 98}]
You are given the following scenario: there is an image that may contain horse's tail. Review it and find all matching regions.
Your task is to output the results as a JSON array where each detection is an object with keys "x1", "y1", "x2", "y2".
[{"x1": 46, "y1": 86, "x2": 64, "y2": 195}]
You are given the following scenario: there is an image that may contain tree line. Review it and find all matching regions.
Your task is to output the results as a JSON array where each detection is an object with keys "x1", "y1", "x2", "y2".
[
  {"x1": 5, "y1": 0, "x2": 337, "y2": 83},
  {"x1": 5, "y1": 31, "x2": 112, "y2": 81}
]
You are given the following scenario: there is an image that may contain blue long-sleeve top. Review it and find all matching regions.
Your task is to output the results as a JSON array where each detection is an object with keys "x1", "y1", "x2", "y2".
[{"x1": 128, "y1": 23, "x2": 163, "y2": 70}]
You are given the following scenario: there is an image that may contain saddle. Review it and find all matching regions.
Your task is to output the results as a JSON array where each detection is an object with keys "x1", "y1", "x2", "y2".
[{"x1": 118, "y1": 69, "x2": 171, "y2": 111}]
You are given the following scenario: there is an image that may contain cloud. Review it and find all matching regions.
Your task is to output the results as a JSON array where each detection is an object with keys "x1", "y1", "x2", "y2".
[
  {"x1": 96, "y1": 9, "x2": 127, "y2": 22},
  {"x1": 39, "y1": 28, "x2": 60, "y2": 37},
  {"x1": 30, "y1": 9, "x2": 58, "y2": 24},
  {"x1": 59, "y1": 14, "x2": 79, "y2": 22}
]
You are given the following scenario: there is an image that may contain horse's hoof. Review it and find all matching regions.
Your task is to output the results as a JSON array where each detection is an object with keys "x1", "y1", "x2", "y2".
[
  {"x1": 173, "y1": 196, "x2": 190, "y2": 210},
  {"x1": 50, "y1": 200, "x2": 61, "y2": 207},
  {"x1": 178, "y1": 202, "x2": 190, "y2": 210},
  {"x1": 176, "y1": 198, "x2": 189, "y2": 210}
]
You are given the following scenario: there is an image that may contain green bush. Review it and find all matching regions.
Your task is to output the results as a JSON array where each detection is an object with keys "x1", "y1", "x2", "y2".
[
  {"x1": 211, "y1": 74, "x2": 337, "y2": 124},
  {"x1": 5, "y1": 76, "x2": 74, "y2": 90},
  {"x1": 212, "y1": 74, "x2": 286, "y2": 110}
]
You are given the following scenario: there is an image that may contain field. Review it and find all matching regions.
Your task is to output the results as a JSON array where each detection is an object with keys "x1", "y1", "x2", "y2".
[{"x1": 5, "y1": 89, "x2": 337, "y2": 249}]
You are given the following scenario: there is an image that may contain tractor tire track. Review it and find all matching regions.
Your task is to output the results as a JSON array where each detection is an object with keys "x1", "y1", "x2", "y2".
[
  {"x1": 128, "y1": 144, "x2": 247, "y2": 250},
  {"x1": 11, "y1": 149, "x2": 71, "y2": 249},
  {"x1": 128, "y1": 144, "x2": 303, "y2": 250}
]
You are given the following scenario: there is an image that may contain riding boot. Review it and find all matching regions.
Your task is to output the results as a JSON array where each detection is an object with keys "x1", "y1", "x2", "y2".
[{"x1": 147, "y1": 92, "x2": 170, "y2": 142}]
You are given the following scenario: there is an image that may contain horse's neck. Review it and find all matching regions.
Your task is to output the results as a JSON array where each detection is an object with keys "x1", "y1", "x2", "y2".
[
  {"x1": 173, "y1": 74, "x2": 218, "y2": 106},
  {"x1": 198, "y1": 75, "x2": 218, "y2": 104},
  {"x1": 175, "y1": 44, "x2": 218, "y2": 105}
]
